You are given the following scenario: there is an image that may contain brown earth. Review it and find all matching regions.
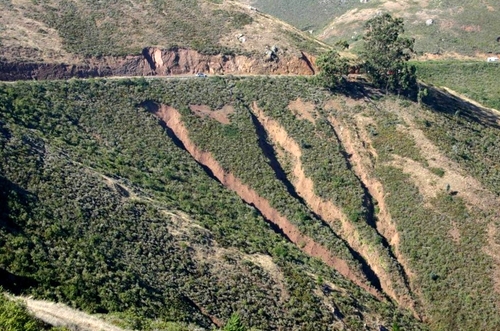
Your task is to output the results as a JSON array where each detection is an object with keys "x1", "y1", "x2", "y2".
[
  {"x1": 328, "y1": 115, "x2": 409, "y2": 270},
  {"x1": 287, "y1": 98, "x2": 317, "y2": 124},
  {"x1": 250, "y1": 103, "x2": 417, "y2": 310},
  {"x1": 388, "y1": 103, "x2": 499, "y2": 210},
  {"x1": 18, "y1": 296, "x2": 129, "y2": 331},
  {"x1": 0, "y1": 47, "x2": 316, "y2": 81},
  {"x1": 190, "y1": 104, "x2": 235, "y2": 125},
  {"x1": 153, "y1": 104, "x2": 383, "y2": 300}
]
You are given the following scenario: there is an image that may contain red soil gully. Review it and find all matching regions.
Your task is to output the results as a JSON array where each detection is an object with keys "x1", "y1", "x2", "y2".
[{"x1": 154, "y1": 105, "x2": 383, "y2": 300}]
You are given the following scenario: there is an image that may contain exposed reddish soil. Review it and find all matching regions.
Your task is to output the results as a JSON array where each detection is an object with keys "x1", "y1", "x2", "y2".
[
  {"x1": 250, "y1": 103, "x2": 412, "y2": 306},
  {"x1": 0, "y1": 47, "x2": 316, "y2": 81},
  {"x1": 189, "y1": 104, "x2": 235, "y2": 125},
  {"x1": 287, "y1": 98, "x2": 316, "y2": 124},
  {"x1": 153, "y1": 104, "x2": 382, "y2": 300},
  {"x1": 328, "y1": 115, "x2": 419, "y2": 314}
]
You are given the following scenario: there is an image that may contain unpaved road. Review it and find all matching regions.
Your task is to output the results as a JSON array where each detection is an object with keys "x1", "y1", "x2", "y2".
[{"x1": 17, "y1": 296, "x2": 129, "y2": 331}]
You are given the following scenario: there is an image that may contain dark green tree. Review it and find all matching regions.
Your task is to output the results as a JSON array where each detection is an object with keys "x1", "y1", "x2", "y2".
[
  {"x1": 223, "y1": 313, "x2": 246, "y2": 331},
  {"x1": 362, "y1": 13, "x2": 417, "y2": 95},
  {"x1": 315, "y1": 50, "x2": 349, "y2": 89}
]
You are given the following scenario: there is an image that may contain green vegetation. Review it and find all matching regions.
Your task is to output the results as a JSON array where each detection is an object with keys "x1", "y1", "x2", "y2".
[
  {"x1": 416, "y1": 104, "x2": 500, "y2": 196},
  {"x1": 252, "y1": 0, "x2": 359, "y2": 32},
  {"x1": 0, "y1": 78, "x2": 421, "y2": 330},
  {"x1": 1, "y1": 75, "x2": 498, "y2": 330},
  {"x1": 39, "y1": 0, "x2": 252, "y2": 56},
  {"x1": 0, "y1": 0, "x2": 327, "y2": 64},
  {"x1": 363, "y1": 14, "x2": 417, "y2": 95},
  {"x1": 254, "y1": 0, "x2": 500, "y2": 55},
  {"x1": 340, "y1": 97, "x2": 500, "y2": 331},
  {"x1": 315, "y1": 50, "x2": 349, "y2": 89},
  {"x1": 415, "y1": 61, "x2": 500, "y2": 110},
  {"x1": 0, "y1": 293, "x2": 67, "y2": 331}
]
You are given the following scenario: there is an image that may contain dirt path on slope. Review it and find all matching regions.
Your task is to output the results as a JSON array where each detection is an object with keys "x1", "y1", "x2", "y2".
[
  {"x1": 18, "y1": 297, "x2": 129, "y2": 331},
  {"x1": 250, "y1": 104, "x2": 408, "y2": 305},
  {"x1": 328, "y1": 115, "x2": 419, "y2": 314},
  {"x1": 153, "y1": 105, "x2": 382, "y2": 300}
]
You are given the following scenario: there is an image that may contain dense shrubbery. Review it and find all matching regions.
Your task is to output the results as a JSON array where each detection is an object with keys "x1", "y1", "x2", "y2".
[
  {"x1": 0, "y1": 78, "x2": 421, "y2": 330},
  {"x1": 343, "y1": 99, "x2": 500, "y2": 331}
]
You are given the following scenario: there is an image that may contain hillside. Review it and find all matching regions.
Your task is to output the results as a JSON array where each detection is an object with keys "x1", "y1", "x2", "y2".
[
  {"x1": 0, "y1": 0, "x2": 326, "y2": 80},
  {"x1": 250, "y1": 0, "x2": 500, "y2": 56},
  {"x1": 1, "y1": 76, "x2": 499, "y2": 330}
]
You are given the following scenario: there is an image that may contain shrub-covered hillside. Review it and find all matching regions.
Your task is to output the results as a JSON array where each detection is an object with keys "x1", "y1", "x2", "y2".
[{"x1": 0, "y1": 76, "x2": 499, "y2": 330}]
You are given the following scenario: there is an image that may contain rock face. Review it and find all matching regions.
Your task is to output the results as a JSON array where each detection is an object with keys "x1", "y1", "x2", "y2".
[{"x1": 0, "y1": 47, "x2": 316, "y2": 81}]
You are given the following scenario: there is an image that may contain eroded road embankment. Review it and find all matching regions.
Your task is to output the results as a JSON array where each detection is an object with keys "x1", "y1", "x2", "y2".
[
  {"x1": 250, "y1": 104, "x2": 417, "y2": 313},
  {"x1": 153, "y1": 105, "x2": 382, "y2": 300},
  {"x1": 327, "y1": 115, "x2": 421, "y2": 316}
]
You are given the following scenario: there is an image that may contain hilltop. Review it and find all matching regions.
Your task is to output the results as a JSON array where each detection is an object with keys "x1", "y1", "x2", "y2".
[
  {"x1": 251, "y1": 0, "x2": 500, "y2": 56},
  {"x1": 0, "y1": 0, "x2": 326, "y2": 80}
]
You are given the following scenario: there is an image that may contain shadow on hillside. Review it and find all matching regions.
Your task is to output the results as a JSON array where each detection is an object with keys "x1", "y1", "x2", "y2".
[
  {"x1": 422, "y1": 84, "x2": 500, "y2": 129},
  {"x1": 332, "y1": 80, "x2": 386, "y2": 103}
]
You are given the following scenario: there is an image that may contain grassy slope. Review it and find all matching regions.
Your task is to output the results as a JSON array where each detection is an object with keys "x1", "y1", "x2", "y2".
[
  {"x1": 252, "y1": 0, "x2": 500, "y2": 55},
  {"x1": 415, "y1": 61, "x2": 500, "y2": 110},
  {"x1": 0, "y1": 78, "x2": 422, "y2": 331}
]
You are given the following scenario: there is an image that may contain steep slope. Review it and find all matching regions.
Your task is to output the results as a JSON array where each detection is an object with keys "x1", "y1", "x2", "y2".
[
  {"x1": 0, "y1": 78, "x2": 424, "y2": 331},
  {"x1": 251, "y1": 0, "x2": 500, "y2": 56},
  {"x1": 0, "y1": 0, "x2": 325, "y2": 79},
  {"x1": 1, "y1": 76, "x2": 500, "y2": 330}
]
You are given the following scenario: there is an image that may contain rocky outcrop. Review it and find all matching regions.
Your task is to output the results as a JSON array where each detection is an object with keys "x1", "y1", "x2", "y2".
[{"x1": 0, "y1": 47, "x2": 316, "y2": 81}]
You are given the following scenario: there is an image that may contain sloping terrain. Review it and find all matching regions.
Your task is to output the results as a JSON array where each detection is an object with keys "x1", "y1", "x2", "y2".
[
  {"x1": 415, "y1": 61, "x2": 500, "y2": 111},
  {"x1": 250, "y1": 0, "x2": 500, "y2": 56},
  {"x1": 1, "y1": 76, "x2": 499, "y2": 330},
  {"x1": 0, "y1": 0, "x2": 325, "y2": 80}
]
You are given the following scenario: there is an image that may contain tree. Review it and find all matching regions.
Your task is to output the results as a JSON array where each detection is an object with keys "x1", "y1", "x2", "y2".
[
  {"x1": 315, "y1": 50, "x2": 349, "y2": 89},
  {"x1": 362, "y1": 13, "x2": 417, "y2": 95}
]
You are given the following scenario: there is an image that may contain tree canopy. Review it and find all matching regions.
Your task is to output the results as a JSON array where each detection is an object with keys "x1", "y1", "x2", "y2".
[
  {"x1": 362, "y1": 13, "x2": 417, "y2": 95},
  {"x1": 315, "y1": 49, "x2": 349, "y2": 89}
]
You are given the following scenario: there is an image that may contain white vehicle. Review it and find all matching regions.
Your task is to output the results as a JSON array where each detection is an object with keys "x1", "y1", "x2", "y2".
[
  {"x1": 195, "y1": 72, "x2": 207, "y2": 77},
  {"x1": 486, "y1": 57, "x2": 499, "y2": 62}
]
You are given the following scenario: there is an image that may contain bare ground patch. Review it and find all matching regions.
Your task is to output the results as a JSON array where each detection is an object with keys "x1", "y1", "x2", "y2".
[
  {"x1": 328, "y1": 114, "x2": 419, "y2": 315},
  {"x1": 287, "y1": 98, "x2": 317, "y2": 124},
  {"x1": 386, "y1": 103, "x2": 499, "y2": 210},
  {"x1": 449, "y1": 221, "x2": 461, "y2": 243},
  {"x1": 190, "y1": 104, "x2": 235, "y2": 124},
  {"x1": 17, "y1": 297, "x2": 129, "y2": 331}
]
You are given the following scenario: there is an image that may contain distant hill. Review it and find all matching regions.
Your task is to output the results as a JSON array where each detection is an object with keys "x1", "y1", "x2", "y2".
[{"x1": 251, "y1": 0, "x2": 500, "y2": 56}]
